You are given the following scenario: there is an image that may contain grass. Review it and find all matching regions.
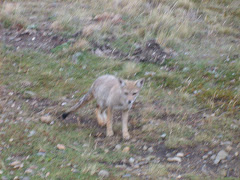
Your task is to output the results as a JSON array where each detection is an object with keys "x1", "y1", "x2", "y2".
[{"x1": 0, "y1": 0, "x2": 240, "y2": 179}]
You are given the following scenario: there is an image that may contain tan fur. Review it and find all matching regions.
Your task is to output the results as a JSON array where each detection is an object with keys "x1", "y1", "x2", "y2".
[{"x1": 62, "y1": 74, "x2": 144, "y2": 139}]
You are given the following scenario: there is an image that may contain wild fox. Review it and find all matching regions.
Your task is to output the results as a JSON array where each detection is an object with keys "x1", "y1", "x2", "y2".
[{"x1": 62, "y1": 74, "x2": 144, "y2": 139}]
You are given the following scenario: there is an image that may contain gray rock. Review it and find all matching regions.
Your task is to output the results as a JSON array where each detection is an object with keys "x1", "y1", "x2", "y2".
[
  {"x1": 176, "y1": 152, "x2": 184, "y2": 157},
  {"x1": 202, "y1": 155, "x2": 208, "y2": 160},
  {"x1": 22, "y1": 177, "x2": 30, "y2": 180},
  {"x1": 220, "y1": 141, "x2": 232, "y2": 146},
  {"x1": 148, "y1": 147, "x2": 153, "y2": 153},
  {"x1": 72, "y1": 52, "x2": 82, "y2": 63},
  {"x1": 129, "y1": 157, "x2": 135, "y2": 164},
  {"x1": 214, "y1": 150, "x2": 228, "y2": 164},
  {"x1": 167, "y1": 157, "x2": 182, "y2": 163},
  {"x1": 122, "y1": 174, "x2": 131, "y2": 178},
  {"x1": 115, "y1": 144, "x2": 121, "y2": 150},
  {"x1": 160, "y1": 133, "x2": 167, "y2": 139},
  {"x1": 143, "y1": 145, "x2": 148, "y2": 151},
  {"x1": 210, "y1": 154, "x2": 216, "y2": 160},
  {"x1": 98, "y1": 170, "x2": 109, "y2": 178}
]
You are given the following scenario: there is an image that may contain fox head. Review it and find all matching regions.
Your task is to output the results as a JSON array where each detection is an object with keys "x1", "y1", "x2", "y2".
[{"x1": 119, "y1": 78, "x2": 145, "y2": 107}]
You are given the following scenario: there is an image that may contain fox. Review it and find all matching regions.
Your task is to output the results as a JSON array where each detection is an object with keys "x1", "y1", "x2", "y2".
[{"x1": 62, "y1": 74, "x2": 144, "y2": 140}]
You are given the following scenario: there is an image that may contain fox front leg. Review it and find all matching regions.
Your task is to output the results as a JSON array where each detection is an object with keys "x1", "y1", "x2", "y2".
[
  {"x1": 122, "y1": 110, "x2": 130, "y2": 140},
  {"x1": 106, "y1": 107, "x2": 114, "y2": 137}
]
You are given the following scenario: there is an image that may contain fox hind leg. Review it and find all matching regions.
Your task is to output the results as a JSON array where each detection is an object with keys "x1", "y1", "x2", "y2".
[{"x1": 95, "y1": 106, "x2": 107, "y2": 127}]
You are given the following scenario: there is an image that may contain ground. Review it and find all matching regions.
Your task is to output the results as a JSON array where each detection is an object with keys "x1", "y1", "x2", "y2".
[{"x1": 0, "y1": 0, "x2": 239, "y2": 179}]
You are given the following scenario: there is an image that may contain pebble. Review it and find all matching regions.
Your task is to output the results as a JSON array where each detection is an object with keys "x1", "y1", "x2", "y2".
[
  {"x1": 160, "y1": 133, "x2": 167, "y2": 139},
  {"x1": 129, "y1": 157, "x2": 135, "y2": 164},
  {"x1": 115, "y1": 144, "x2": 121, "y2": 150},
  {"x1": 220, "y1": 141, "x2": 232, "y2": 146},
  {"x1": 214, "y1": 150, "x2": 228, "y2": 164},
  {"x1": 202, "y1": 155, "x2": 208, "y2": 160},
  {"x1": 210, "y1": 154, "x2": 216, "y2": 160},
  {"x1": 57, "y1": 144, "x2": 66, "y2": 150},
  {"x1": 167, "y1": 157, "x2": 182, "y2": 163},
  {"x1": 176, "y1": 152, "x2": 184, "y2": 157},
  {"x1": 235, "y1": 152, "x2": 239, "y2": 156},
  {"x1": 98, "y1": 170, "x2": 109, "y2": 178},
  {"x1": 25, "y1": 168, "x2": 34, "y2": 174},
  {"x1": 225, "y1": 146, "x2": 232, "y2": 152},
  {"x1": 22, "y1": 177, "x2": 30, "y2": 180},
  {"x1": 148, "y1": 147, "x2": 153, "y2": 153},
  {"x1": 143, "y1": 145, "x2": 148, "y2": 151},
  {"x1": 122, "y1": 174, "x2": 131, "y2": 178},
  {"x1": 122, "y1": 147, "x2": 130, "y2": 153},
  {"x1": 40, "y1": 115, "x2": 52, "y2": 124}
]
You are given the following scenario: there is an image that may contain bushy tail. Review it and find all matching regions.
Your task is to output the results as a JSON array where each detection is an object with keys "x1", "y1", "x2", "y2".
[{"x1": 62, "y1": 89, "x2": 93, "y2": 119}]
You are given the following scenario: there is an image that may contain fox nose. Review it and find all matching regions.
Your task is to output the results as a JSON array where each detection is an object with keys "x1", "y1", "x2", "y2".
[{"x1": 128, "y1": 100, "x2": 132, "y2": 104}]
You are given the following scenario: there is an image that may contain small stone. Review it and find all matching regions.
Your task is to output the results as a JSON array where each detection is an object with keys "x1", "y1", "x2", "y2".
[
  {"x1": 220, "y1": 169, "x2": 227, "y2": 177},
  {"x1": 220, "y1": 141, "x2": 232, "y2": 146},
  {"x1": 202, "y1": 155, "x2": 208, "y2": 160},
  {"x1": 71, "y1": 168, "x2": 79, "y2": 173},
  {"x1": 95, "y1": 48, "x2": 104, "y2": 57},
  {"x1": 122, "y1": 147, "x2": 130, "y2": 153},
  {"x1": 143, "y1": 145, "x2": 148, "y2": 151},
  {"x1": 148, "y1": 147, "x2": 153, "y2": 153},
  {"x1": 160, "y1": 133, "x2": 167, "y2": 139},
  {"x1": 22, "y1": 177, "x2": 30, "y2": 180},
  {"x1": 176, "y1": 152, "x2": 184, "y2": 157},
  {"x1": 146, "y1": 155, "x2": 155, "y2": 161},
  {"x1": 115, "y1": 144, "x2": 121, "y2": 150},
  {"x1": 25, "y1": 168, "x2": 34, "y2": 174},
  {"x1": 72, "y1": 52, "x2": 82, "y2": 63},
  {"x1": 57, "y1": 144, "x2": 66, "y2": 150},
  {"x1": 37, "y1": 152, "x2": 46, "y2": 156},
  {"x1": 214, "y1": 150, "x2": 228, "y2": 164},
  {"x1": 40, "y1": 115, "x2": 52, "y2": 124},
  {"x1": 167, "y1": 157, "x2": 182, "y2": 163},
  {"x1": 28, "y1": 130, "x2": 36, "y2": 137},
  {"x1": 210, "y1": 154, "x2": 216, "y2": 160},
  {"x1": 46, "y1": 172, "x2": 50, "y2": 177},
  {"x1": 225, "y1": 146, "x2": 232, "y2": 152},
  {"x1": 235, "y1": 152, "x2": 239, "y2": 157},
  {"x1": 122, "y1": 174, "x2": 131, "y2": 178},
  {"x1": 98, "y1": 170, "x2": 109, "y2": 178},
  {"x1": 208, "y1": 151, "x2": 213, "y2": 155},
  {"x1": 129, "y1": 157, "x2": 135, "y2": 164},
  {"x1": 24, "y1": 91, "x2": 36, "y2": 98},
  {"x1": 0, "y1": 170, "x2": 3, "y2": 174}
]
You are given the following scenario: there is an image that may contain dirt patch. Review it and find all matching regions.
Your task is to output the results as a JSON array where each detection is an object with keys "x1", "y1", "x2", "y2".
[
  {"x1": 130, "y1": 39, "x2": 172, "y2": 64},
  {"x1": 0, "y1": 26, "x2": 67, "y2": 52}
]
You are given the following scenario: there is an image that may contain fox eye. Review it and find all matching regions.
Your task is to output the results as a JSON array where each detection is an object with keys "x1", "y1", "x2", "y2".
[
  {"x1": 124, "y1": 92, "x2": 128, "y2": 95},
  {"x1": 132, "y1": 92, "x2": 137, "y2": 95}
]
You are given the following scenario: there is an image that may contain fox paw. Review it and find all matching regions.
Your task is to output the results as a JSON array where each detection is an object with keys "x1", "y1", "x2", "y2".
[
  {"x1": 123, "y1": 133, "x2": 130, "y2": 140},
  {"x1": 106, "y1": 131, "x2": 114, "y2": 137}
]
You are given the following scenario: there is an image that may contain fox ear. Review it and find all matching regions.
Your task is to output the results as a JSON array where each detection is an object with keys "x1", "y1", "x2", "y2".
[
  {"x1": 119, "y1": 78, "x2": 126, "y2": 87},
  {"x1": 136, "y1": 78, "x2": 145, "y2": 88}
]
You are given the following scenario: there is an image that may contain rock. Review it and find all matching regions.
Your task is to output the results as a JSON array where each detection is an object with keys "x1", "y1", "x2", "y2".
[
  {"x1": 176, "y1": 152, "x2": 184, "y2": 157},
  {"x1": 160, "y1": 133, "x2": 167, "y2": 139},
  {"x1": 122, "y1": 147, "x2": 130, "y2": 153},
  {"x1": 143, "y1": 145, "x2": 148, "y2": 151},
  {"x1": 95, "y1": 48, "x2": 104, "y2": 57},
  {"x1": 27, "y1": 130, "x2": 36, "y2": 137},
  {"x1": 115, "y1": 144, "x2": 121, "y2": 150},
  {"x1": 57, "y1": 144, "x2": 66, "y2": 150},
  {"x1": 25, "y1": 168, "x2": 34, "y2": 174},
  {"x1": 210, "y1": 154, "x2": 216, "y2": 160},
  {"x1": 225, "y1": 146, "x2": 232, "y2": 152},
  {"x1": 214, "y1": 150, "x2": 228, "y2": 164},
  {"x1": 202, "y1": 155, "x2": 208, "y2": 160},
  {"x1": 71, "y1": 168, "x2": 79, "y2": 173},
  {"x1": 23, "y1": 91, "x2": 36, "y2": 98},
  {"x1": 208, "y1": 151, "x2": 213, "y2": 155},
  {"x1": 220, "y1": 141, "x2": 232, "y2": 146},
  {"x1": 0, "y1": 170, "x2": 3, "y2": 174},
  {"x1": 235, "y1": 152, "x2": 239, "y2": 157},
  {"x1": 146, "y1": 155, "x2": 155, "y2": 161},
  {"x1": 167, "y1": 157, "x2": 182, "y2": 163},
  {"x1": 9, "y1": 161, "x2": 24, "y2": 169},
  {"x1": 129, "y1": 157, "x2": 135, "y2": 164},
  {"x1": 220, "y1": 169, "x2": 227, "y2": 177},
  {"x1": 98, "y1": 170, "x2": 109, "y2": 178},
  {"x1": 72, "y1": 52, "x2": 82, "y2": 63},
  {"x1": 22, "y1": 177, "x2": 30, "y2": 180},
  {"x1": 122, "y1": 173, "x2": 131, "y2": 178},
  {"x1": 148, "y1": 147, "x2": 153, "y2": 153},
  {"x1": 40, "y1": 115, "x2": 52, "y2": 124}
]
